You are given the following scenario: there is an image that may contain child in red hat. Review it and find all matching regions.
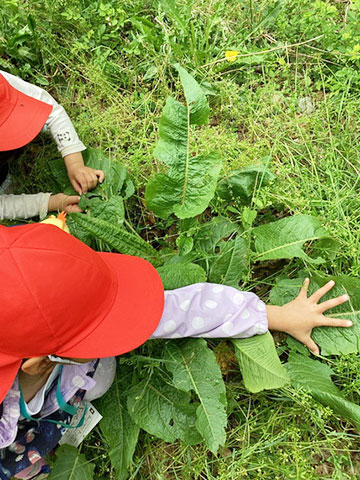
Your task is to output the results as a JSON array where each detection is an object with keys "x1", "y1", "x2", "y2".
[
  {"x1": 0, "y1": 224, "x2": 352, "y2": 479},
  {"x1": 0, "y1": 71, "x2": 104, "y2": 220}
]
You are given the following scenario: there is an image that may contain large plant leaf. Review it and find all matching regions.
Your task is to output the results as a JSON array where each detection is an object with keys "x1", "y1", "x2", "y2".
[
  {"x1": 48, "y1": 445, "x2": 94, "y2": 480},
  {"x1": 164, "y1": 339, "x2": 227, "y2": 453},
  {"x1": 194, "y1": 216, "x2": 239, "y2": 252},
  {"x1": 79, "y1": 196, "x2": 125, "y2": 225},
  {"x1": 153, "y1": 97, "x2": 188, "y2": 168},
  {"x1": 252, "y1": 214, "x2": 332, "y2": 263},
  {"x1": 157, "y1": 263, "x2": 206, "y2": 289},
  {"x1": 174, "y1": 64, "x2": 209, "y2": 125},
  {"x1": 146, "y1": 67, "x2": 221, "y2": 219},
  {"x1": 287, "y1": 353, "x2": 360, "y2": 430},
  {"x1": 270, "y1": 274, "x2": 360, "y2": 356},
  {"x1": 209, "y1": 236, "x2": 248, "y2": 287},
  {"x1": 146, "y1": 152, "x2": 222, "y2": 219},
  {"x1": 217, "y1": 163, "x2": 275, "y2": 202},
  {"x1": 70, "y1": 214, "x2": 159, "y2": 265},
  {"x1": 127, "y1": 372, "x2": 202, "y2": 445},
  {"x1": 96, "y1": 366, "x2": 140, "y2": 480},
  {"x1": 232, "y1": 332, "x2": 290, "y2": 393}
]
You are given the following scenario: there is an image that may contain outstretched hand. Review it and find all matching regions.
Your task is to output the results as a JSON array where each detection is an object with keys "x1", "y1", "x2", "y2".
[{"x1": 266, "y1": 278, "x2": 352, "y2": 355}]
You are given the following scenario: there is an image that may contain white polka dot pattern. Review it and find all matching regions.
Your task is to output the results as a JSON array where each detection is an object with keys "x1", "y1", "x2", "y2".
[
  {"x1": 171, "y1": 333, "x2": 181, "y2": 338},
  {"x1": 163, "y1": 320, "x2": 177, "y2": 333},
  {"x1": 212, "y1": 285, "x2": 224, "y2": 293},
  {"x1": 72, "y1": 376, "x2": 86, "y2": 388},
  {"x1": 222, "y1": 321, "x2": 234, "y2": 334},
  {"x1": 256, "y1": 301, "x2": 266, "y2": 312},
  {"x1": 253, "y1": 323, "x2": 267, "y2": 335},
  {"x1": 192, "y1": 316, "x2": 205, "y2": 329},
  {"x1": 205, "y1": 299, "x2": 217, "y2": 309},
  {"x1": 241, "y1": 309, "x2": 250, "y2": 319},
  {"x1": 233, "y1": 292, "x2": 245, "y2": 305},
  {"x1": 151, "y1": 283, "x2": 268, "y2": 341}
]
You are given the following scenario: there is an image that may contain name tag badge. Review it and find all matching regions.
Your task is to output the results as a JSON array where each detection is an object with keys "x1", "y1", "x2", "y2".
[{"x1": 59, "y1": 402, "x2": 103, "y2": 448}]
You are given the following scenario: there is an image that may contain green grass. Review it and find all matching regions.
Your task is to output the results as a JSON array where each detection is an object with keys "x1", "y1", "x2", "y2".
[{"x1": 2, "y1": 0, "x2": 360, "y2": 478}]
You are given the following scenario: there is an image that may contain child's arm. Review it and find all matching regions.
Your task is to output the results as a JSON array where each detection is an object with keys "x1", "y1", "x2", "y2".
[
  {"x1": 151, "y1": 280, "x2": 351, "y2": 355},
  {"x1": 1, "y1": 71, "x2": 104, "y2": 194},
  {"x1": 0, "y1": 193, "x2": 81, "y2": 220}
]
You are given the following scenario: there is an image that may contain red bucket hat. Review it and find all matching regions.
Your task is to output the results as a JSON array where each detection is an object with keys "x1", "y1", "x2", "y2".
[
  {"x1": 0, "y1": 224, "x2": 164, "y2": 404},
  {"x1": 0, "y1": 73, "x2": 53, "y2": 151}
]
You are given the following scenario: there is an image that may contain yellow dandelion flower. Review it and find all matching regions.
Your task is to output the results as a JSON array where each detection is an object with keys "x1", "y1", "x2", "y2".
[{"x1": 225, "y1": 50, "x2": 239, "y2": 62}]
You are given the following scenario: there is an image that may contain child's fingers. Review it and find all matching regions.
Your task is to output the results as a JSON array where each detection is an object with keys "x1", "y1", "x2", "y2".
[
  {"x1": 302, "y1": 336, "x2": 320, "y2": 355},
  {"x1": 308, "y1": 280, "x2": 335, "y2": 304},
  {"x1": 316, "y1": 316, "x2": 353, "y2": 328},
  {"x1": 66, "y1": 195, "x2": 81, "y2": 205},
  {"x1": 317, "y1": 294, "x2": 349, "y2": 313},
  {"x1": 70, "y1": 178, "x2": 82, "y2": 195},
  {"x1": 77, "y1": 174, "x2": 89, "y2": 194},
  {"x1": 95, "y1": 169, "x2": 105, "y2": 183},
  {"x1": 298, "y1": 277, "x2": 310, "y2": 299}
]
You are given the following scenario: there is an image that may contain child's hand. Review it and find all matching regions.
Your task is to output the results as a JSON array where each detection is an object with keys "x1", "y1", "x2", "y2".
[
  {"x1": 67, "y1": 164, "x2": 105, "y2": 195},
  {"x1": 64, "y1": 152, "x2": 105, "y2": 195},
  {"x1": 48, "y1": 193, "x2": 82, "y2": 213},
  {"x1": 266, "y1": 278, "x2": 352, "y2": 355}
]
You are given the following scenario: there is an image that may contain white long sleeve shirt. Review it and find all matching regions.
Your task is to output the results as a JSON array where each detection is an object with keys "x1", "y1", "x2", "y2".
[
  {"x1": 1, "y1": 70, "x2": 86, "y2": 157},
  {"x1": 0, "y1": 70, "x2": 86, "y2": 220}
]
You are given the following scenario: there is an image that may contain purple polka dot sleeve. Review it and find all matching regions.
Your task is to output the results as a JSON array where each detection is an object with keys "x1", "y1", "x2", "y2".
[{"x1": 150, "y1": 283, "x2": 268, "y2": 339}]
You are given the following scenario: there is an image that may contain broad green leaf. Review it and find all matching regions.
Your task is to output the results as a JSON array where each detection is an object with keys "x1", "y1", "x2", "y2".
[
  {"x1": 146, "y1": 67, "x2": 221, "y2": 219},
  {"x1": 164, "y1": 339, "x2": 227, "y2": 453},
  {"x1": 287, "y1": 353, "x2": 360, "y2": 430},
  {"x1": 174, "y1": 64, "x2": 209, "y2": 125},
  {"x1": 252, "y1": 214, "x2": 331, "y2": 263},
  {"x1": 217, "y1": 163, "x2": 275, "y2": 202},
  {"x1": 270, "y1": 274, "x2": 360, "y2": 356},
  {"x1": 80, "y1": 196, "x2": 125, "y2": 225},
  {"x1": 153, "y1": 97, "x2": 187, "y2": 167},
  {"x1": 66, "y1": 215, "x2": 93, "y2": 246},
  {"x1": 127, "y1": 372, "x2": 202, "y2": 445},
  {"x1": 146, "y1": 153, "x2": 222, "y2": 219},
  {"x1": 209, "y1": 236, "x2": 248, "y2": 287},
  {"x1": 96, "y1": 366, "x2": 140, "y2": 480},
  {"x1": 232, "y1": 332, "x2": 290, "y2": 393},
  {"x1": 70, "y1": 214, "x2": 159, "y2": 265},
  {"x1": 194, "y1": 216, "x2": 239, "y2": 252},
  {"x1": 48, "y1": 445, "x2": 94, "y2": 480},
  {"x1": 157, "y1": 263, "x2": 206, "y2": 289}
]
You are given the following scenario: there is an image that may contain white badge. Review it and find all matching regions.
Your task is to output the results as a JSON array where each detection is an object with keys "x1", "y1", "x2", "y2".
[{"x1": 59, "y1": 402, "x2": 103, "y2": 448}]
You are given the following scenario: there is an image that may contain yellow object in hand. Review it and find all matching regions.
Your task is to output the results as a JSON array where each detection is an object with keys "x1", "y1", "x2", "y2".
[{"x1": 40, "y1": 211, "x2": 70, "y2": 233}]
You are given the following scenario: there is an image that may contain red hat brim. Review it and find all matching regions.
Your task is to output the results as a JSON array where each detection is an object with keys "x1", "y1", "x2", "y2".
[
  {"x1": 0, "y1": 354, "x2": 22, "y2": 405},
  {"x1": 55, "y1": 252, "x2": 164, "y2": 359},
  {"x1": 0, "y1": 76, "x2": 53, "y2": 151},
  {"x1": 0, "y1": 233, "x2": 164, "y2": 405}
]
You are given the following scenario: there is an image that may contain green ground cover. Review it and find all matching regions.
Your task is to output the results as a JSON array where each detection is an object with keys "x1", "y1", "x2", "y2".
[{"x1": 1, "y1": 0, "x2": 360, "y2": 478}]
